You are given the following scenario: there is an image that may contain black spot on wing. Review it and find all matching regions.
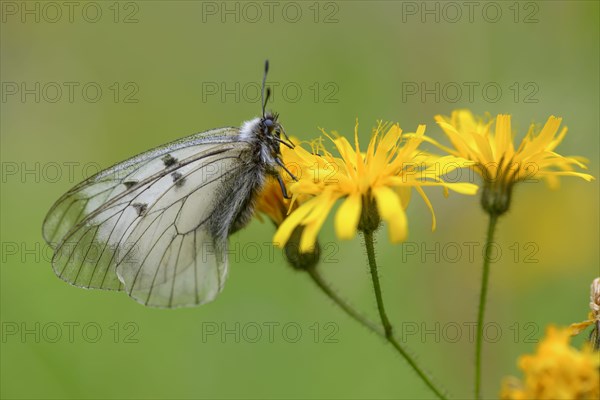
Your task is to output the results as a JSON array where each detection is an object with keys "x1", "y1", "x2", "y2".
[
  {"x1": 132, "y1": 203, "x2": 148, "y2": 216},
  {"x1": 124, "y1": 181, "x2": 138, "y2": 189},
  {"x1": 162, "y1": 154, "x2": 177, "y2": 167},
  {"x1": 171, "y1": 172, "x2": 185, "y2": 187}
]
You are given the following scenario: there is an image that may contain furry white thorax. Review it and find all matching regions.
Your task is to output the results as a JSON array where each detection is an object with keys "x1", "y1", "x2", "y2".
[
  {"x1": 239, "y1": 117, "x2": 261, "y2": 141},
  {"x1": 239, "y1": 117, "x2": 277, "y2": 165}
]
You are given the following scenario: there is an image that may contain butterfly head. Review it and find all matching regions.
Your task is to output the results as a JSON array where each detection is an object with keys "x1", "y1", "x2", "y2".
[
  {"x1": 259, "y1": 112, "x2": 294, "y2": 156},
  {"x1": 261, "y1": 112, "x2": 279, "y2": 135}
]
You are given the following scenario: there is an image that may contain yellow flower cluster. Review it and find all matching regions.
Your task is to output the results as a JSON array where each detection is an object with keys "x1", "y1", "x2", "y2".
[
  {"x1": 501, "y1": 326, "x2": 600, "y2": 400},
  {"x1": 252, "y1": 111, "x2": 596, "y2": 398},
  {"x1": 256, "y1": 111, "x2": 593, "y2": 252}
]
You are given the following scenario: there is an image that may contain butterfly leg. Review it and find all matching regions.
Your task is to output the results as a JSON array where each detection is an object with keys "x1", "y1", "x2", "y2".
[
  {"x1": 276, "y1": 173, "x2": 292, "y2": 200},
  {"x1": 279, "y1": 125, "x2": 294, "y2": 147},
  {"x1": 275, "y1": 157, "x2": 298, "y2": 181}
]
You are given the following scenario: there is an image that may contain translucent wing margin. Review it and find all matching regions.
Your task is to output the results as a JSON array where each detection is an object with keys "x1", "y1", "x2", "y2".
[{"x1": 42, "y1": 127, "x2": 247, "y2": 307}]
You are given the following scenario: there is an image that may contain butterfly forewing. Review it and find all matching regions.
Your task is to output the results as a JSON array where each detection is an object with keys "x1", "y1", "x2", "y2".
[
  {"x1": 43, "y1": 127, "x2": 239, "y2": 246},
  {"x1": 43, "y1": 127, "x2": 248, "y2": 306}
]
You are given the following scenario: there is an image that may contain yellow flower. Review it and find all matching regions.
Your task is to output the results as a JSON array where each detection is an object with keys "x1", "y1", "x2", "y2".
[
  {"x1": 427, "y1": 110, "x2": 594, "y2": 214},
  {"x1": 255, "y1": 176, "x2": 289, "y2": 226},
  {"x1": 501, "y1": 326, "x2": 600, "y2": 400},
  {"x1": 273, "y1": 121, "x2": 478, "y2": 252}
]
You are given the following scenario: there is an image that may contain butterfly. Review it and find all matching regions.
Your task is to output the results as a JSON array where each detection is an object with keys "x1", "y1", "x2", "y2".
[{"x1": 42, "y1": 61, "x2": 296, "y2": 308}]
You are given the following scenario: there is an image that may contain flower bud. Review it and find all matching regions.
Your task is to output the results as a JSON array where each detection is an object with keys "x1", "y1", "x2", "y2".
[
  {"x1": 283, "y1": 226, "x2": 320, "y2": 271},
  {"x1": 480, "y1": 179, "x2": 514, "y2": 216},
  {"x1": 358, "y1": 194, "x2": 381, "y2": 234}
]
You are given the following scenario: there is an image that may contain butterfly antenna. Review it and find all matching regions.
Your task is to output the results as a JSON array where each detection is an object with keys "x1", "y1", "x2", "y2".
[{"x1": 261, "y1": 60, "x2": 269, "y2": 117}]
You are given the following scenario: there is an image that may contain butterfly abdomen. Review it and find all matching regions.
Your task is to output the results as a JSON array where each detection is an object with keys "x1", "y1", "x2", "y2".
[
  {"x1": 207, "y1": 147, "x2": 267, "y2": 243},
  {"x1": 228, "y1": 166, "x2": 265, "y2": 234}
]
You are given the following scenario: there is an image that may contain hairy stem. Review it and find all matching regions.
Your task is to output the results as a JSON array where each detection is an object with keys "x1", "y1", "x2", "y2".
[
  {"x1": 475, "y1": 213, "x2": 499, "y2": 400},
  {"x1": 363, "y1": 231, "x2": 447, "y2": 400},
  {"x1": 307, "y1": 268, "x2": 382, "y2": 335}
]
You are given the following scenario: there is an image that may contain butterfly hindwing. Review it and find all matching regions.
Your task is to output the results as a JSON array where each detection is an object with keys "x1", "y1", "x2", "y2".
[{"x1": 114, "y1": 152, "x2": 246, "y2": 307}]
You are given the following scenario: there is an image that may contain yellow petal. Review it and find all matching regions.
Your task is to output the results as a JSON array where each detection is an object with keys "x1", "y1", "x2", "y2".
[
  {"x1": 387, "y1": 177, "x2": 479, "y2": 196},
  {"x1": 377, "y1": 124, "x2": 402, "y2": 156},
  {"x1": 435, "y1": 115, "x2": 475, "y2": 157},
  {"x1": 569, "y1": 320, "x2": 594, "y2": 336},
  {"x1": 536, "y1": 115, "x2": 562, "y2": 147},
  {"x1": 397, "y1": 186, "x2": 412, "y2": 209},
  {"x1": 273, "y1": 198, "x2": 319, "y2": 247},
  {"x1": 334, "y1": 194, "x2": 362, "y2": 240},
  {"x1": 399, "y1": 124, "x2": 426, "y2": 157},
  {"x1": 536, "y1": 170, "x2": 594, "y2": 182},
  {"x1": 471, "y1": 130, "x2": 495, "y2": 166},
  {"x1": 494, "y1": 114, "x2": 514, "y2": 160},
  {"x1": 330, "y1": 136, "x2": 358, "y2": 180},
  {"x1": 299, "y1": 194, "x2": 338, "y2": 252},
  {"x1": 422, "y1": 155, "x2": 475, "y2": 177},
  {"x1": 365, "y1": 121, "x2": 383, "y2": 163},
  {"x1": 414, "y1": 186, "x2": 436, "y2": 231},
  {"x1": 353, "y1": 120, "x2": 367, "y2": 178},
  {"x1": 546, "y1": 126, "x2": 568, "y2": 152},
  {"x1": 373, "y1": 186, "x2": 407, "y2": 243},
  {"x1": 455, "y1": 110, "x2": 477, "y2": 131},
  {"x1": 437, "y1": 181, "x2": 480, "y2": 195},
  {"x1": 409, "y1": 133, "x2": 458, "y2": 157}
]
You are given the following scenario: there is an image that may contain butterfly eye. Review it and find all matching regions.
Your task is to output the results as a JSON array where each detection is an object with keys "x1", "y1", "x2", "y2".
[{"x1": 264, "y1": 119, "x2": 274, "y2": 127}]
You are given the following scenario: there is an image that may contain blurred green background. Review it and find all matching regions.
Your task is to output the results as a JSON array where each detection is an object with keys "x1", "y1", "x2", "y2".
[{"x1": 1, "y1": 1, "x2": 598, "y2": 399}]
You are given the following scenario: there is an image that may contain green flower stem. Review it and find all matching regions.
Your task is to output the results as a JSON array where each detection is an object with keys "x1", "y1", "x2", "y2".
[
  {"x1": 363, "y1": 231, "x2": 448, "y2": 400},
  {"x1": 364, "y1": 231, "x2": 394, "y2": 337},
  {"x1": 475, "y1": 213, "x2": 499, "y2": 400}
]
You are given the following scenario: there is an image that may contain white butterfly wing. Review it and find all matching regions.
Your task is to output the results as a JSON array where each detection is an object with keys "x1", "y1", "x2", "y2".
[{"x1": 43, "y1": 127, "x2": 250, "y2": 307}]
